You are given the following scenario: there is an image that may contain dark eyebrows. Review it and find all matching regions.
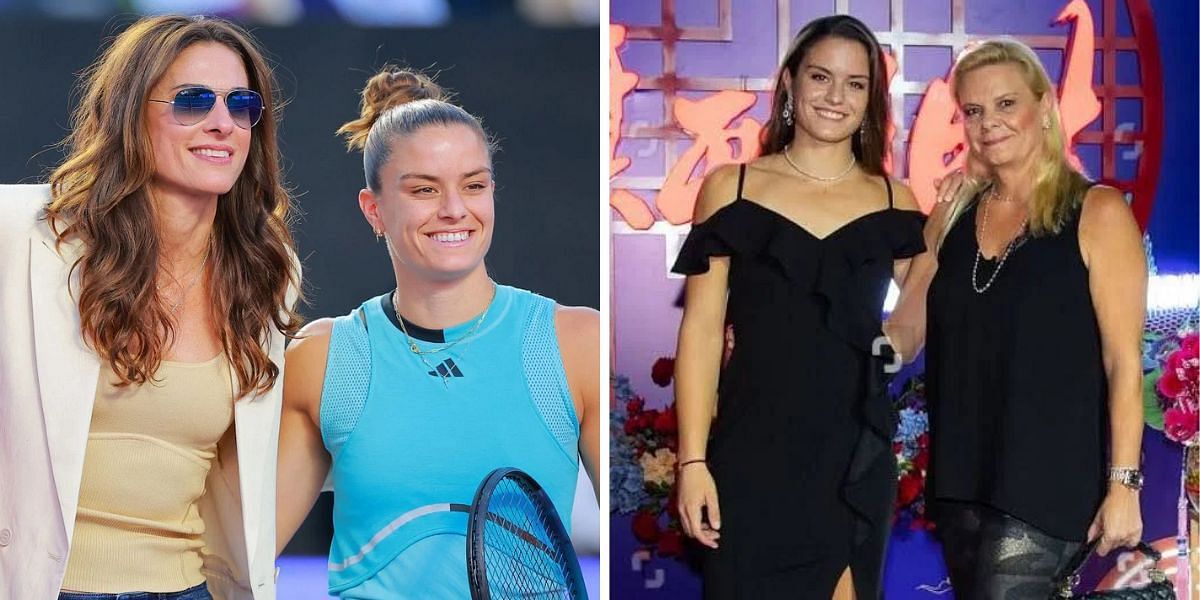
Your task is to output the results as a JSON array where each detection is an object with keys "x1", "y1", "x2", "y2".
[
  {"x1": 398, "y1": 167, "x2": 493, "y2": 183},
  {"x1": 804, "y1": 64, "x2": 869, "y2": 80}
]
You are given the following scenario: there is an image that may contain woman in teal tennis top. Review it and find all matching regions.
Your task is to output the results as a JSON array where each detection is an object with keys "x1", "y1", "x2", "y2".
[{"x1": 275, "y1": 67, "x2": 600, "y2": 598}]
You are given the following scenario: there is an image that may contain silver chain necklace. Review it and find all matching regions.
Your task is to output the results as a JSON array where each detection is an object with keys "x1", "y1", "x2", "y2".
[
  {"x1": 158, "y1": 250, "x2": 209, "y2": 315},
  {"x1": 782, "y1": 145, "x2": 857, "y2": 182},
  {"x1": 971, "y1": 188, "x2": 1028, "y2": 294},
  {"x1": 392, "y1": 284, "x2": 495, "y2": 386}
]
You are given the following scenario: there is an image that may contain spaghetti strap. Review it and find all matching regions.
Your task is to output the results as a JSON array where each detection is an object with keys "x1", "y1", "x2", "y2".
[
  {"x1": 737, "y1": 163, "x2": 746, "y2": 200},
  {"x1": 884, "y1": 176, "x2": 894, "y2": 208}
]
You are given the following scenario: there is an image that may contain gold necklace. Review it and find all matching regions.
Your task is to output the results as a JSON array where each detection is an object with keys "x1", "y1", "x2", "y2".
[
  {"x1": 158, "y1": 249, "x2": 210, "y2": 315},
  {"x1": 782, "y1": 145, "x2": 857, "y2": 182},
  {"x1": 392, "y1": 284, "x2": 495, "y2": 386}
]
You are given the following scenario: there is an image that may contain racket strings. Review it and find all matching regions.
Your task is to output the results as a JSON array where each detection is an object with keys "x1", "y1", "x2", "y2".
[{"x1": 481, "y1": 479, "x2": 577, "y2": 599}]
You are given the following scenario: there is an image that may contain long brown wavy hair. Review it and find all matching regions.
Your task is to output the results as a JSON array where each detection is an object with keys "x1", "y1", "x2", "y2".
[
  {"x1": 45, "y1": 15, "x2": 302, "y2": 397},
  {"x1": 760, "y1": 15, "x2": 890, "y2": 176}
]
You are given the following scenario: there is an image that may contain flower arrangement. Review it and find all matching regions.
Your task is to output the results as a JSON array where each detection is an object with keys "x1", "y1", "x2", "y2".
[
  {"x1": 1144, "y1": 328, "x2": 1199, "y2": 447},
  {"x1": 892, "y1": 375, "x2": 934, "y2": 530},
  {"x1": 611, "y1": 364, "x2": 688, "y2": 560}
]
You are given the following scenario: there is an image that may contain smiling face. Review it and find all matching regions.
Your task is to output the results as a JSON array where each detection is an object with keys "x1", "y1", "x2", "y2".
[
  {"x1": 361, "y1": 123, "x2": 494, "y2": 283},
  {"x1": 785, "y1": 36, "x2": 871, "y2": 144},
  {"x1": 957, "y1": 62, "x2": 1051, "y2": 172},
  {"x1": 145, "y1": 41, "x2": 252, "y2": 203}
]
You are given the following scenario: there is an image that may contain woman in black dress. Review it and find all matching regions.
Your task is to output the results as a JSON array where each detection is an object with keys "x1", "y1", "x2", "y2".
[
  {"x1": 889, "y1": 39, "x2": 1146, "y2": 598},
  {"x1": 672, "y1": 15, "x2": 926, "y2": 599}
]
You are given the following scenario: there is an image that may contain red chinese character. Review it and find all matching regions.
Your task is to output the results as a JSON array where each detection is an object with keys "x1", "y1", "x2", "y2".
[
  {"x1": 908, "y1": 0, "x2": 1101, "y2": 212},
  {"x1": 610, "y1": 24, "x2": 655, "y2": 229}
]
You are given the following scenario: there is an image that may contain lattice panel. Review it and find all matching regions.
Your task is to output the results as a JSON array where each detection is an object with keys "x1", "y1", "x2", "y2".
[{"x1": 611, "y1": 0, "x2": 1162, "y2": 230}]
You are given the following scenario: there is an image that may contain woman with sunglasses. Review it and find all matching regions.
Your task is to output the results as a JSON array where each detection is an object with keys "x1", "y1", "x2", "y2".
[
  {"x1": 274, "y1": 67, "x2": 599, "y2": 598},
  {"x1": 0, "y1": 16, "x2": 300, "y2": 600}
]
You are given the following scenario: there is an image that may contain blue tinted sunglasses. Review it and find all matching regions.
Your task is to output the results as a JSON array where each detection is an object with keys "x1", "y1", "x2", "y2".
[{"x1": 148, "y1": 86, "x2": 264, "y2": 129}]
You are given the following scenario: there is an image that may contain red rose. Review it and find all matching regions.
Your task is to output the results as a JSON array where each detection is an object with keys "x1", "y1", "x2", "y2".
[
  {"x1": 632, "y1": 511, "x2": 661, "y2": 543},
  {"x1": 657, "y1": 529, "x2": 684, "y2": 556},
  {"x1": 641, "y1": 410, "x2": 660, "y2": 431},
  {"x1": 892, "y1": 442, "x2": 903, "y2": 455},
  {"x1": 897, "y1": 473, "x2": 924, "y2": 506},
  {"x1": 917, "y1": 433, "x2": 930, "y2": 448},
  {"x1": 627, "y1": 396, "x2": 645, "y2": 416},
  {"x1": 653, "y1": 406, "x2": 677, "y2": 434},
  {"x1": 624, "y1": 419, "x2": 639, "y2": 436},
  {"x1": 913, "y1": 448, "x2": 930, "y2": 471},
  {"x1": 651, "y1": 357, "x2": 676, "y2": 387}
]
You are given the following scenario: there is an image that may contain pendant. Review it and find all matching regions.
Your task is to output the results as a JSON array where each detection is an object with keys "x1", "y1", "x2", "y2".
[{"x1": 410, "y1": 343, "x2": 420, "y2": 353}]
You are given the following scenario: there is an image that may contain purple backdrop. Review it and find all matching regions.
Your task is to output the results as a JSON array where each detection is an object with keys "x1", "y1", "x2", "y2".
[{"x1": 611, "y1": 0, "x2": 1195, "y2": 597}]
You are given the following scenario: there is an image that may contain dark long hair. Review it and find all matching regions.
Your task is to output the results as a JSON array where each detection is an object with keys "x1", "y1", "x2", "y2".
[
  {"x1": 760, "y1": 15, "x2": 890, "y2": 176},
  {"x1": 46, "y1": 15, "x2": 302, "y2": 397}
]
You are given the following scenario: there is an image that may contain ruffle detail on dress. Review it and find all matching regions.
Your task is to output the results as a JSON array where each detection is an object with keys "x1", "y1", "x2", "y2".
[
  {"x1": 841, "y1": 356, "x2": 901, "y2": 547},
  {"x1": 886, "y1": 209, "x2": 928, "y2": 259},
  {"x1": 673, "y1": 202, "x2": 927, "y2": 355},
  {"x1": 671, "y1": 201, "x2": 812, "y2": 281},
  {"x1": 812, "y1": 210, "x2": 927, "y2": 353}
]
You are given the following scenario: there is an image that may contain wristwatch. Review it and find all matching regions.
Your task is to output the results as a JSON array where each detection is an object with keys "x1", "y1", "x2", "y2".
[{"x1": 1108, "y1": 467, "x2": 1144, "y2": 491}]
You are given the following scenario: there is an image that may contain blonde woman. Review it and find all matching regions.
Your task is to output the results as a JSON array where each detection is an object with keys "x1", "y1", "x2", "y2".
[{"x1": 888, "y1": 39, "x2": 1146, "y2": 597}]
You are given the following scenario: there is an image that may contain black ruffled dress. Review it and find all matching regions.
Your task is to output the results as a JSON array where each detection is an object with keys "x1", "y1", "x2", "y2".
[{"x1": 671, "y1": 164, "x2": 926, "y2": 598}]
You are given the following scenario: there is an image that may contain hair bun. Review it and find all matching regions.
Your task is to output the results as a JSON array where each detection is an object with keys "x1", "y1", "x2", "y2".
[{"x1": 338, "y1": 66, "x2": 447, "y2": 151}]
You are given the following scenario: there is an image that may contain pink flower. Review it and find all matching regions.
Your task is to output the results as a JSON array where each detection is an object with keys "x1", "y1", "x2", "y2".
[
  {"x1": 1181, "y1": 334, "x2": 1199, "y2": 357},
  {"x1": 1158, "y1": 338, "x2": 1199, "y2": 406},
  {"x1": 1164, "y1": 406, "x2": 1199, "y2": 445}
]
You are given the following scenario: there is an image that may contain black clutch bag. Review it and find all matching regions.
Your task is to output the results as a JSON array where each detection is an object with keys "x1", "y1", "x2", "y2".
[{"x1": 1050, "y1": 540, "x2": 1174, "y2": 599}]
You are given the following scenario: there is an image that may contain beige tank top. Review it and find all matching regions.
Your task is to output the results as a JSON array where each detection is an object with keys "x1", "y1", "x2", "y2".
[{"x1": 62, "y1": 354, "x2": 234, "y2": 593}]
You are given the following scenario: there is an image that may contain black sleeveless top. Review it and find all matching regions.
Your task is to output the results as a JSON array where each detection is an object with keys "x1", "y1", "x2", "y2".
[{"x1": 926, "y1": 192, "x2": 1106, "y2": 541}]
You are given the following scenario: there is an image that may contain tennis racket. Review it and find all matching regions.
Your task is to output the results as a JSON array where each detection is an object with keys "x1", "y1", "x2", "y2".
[{"x1": 465, "y1": 467, "x2": 588, "y2": 600}]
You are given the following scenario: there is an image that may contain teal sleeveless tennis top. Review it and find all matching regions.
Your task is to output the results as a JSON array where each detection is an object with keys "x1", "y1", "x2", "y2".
[{"x1": 319, "y1": 284, "x2": 580, "y2": 598}]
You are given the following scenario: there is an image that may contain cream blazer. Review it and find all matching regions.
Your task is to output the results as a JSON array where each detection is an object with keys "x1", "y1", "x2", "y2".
[{"x1": 0, "y1": 185, "x2": 294, "y2": 600}]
